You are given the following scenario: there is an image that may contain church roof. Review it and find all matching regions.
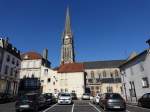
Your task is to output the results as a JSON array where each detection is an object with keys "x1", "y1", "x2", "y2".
[
  {"x1": 83, "y1": 60, "x2": 126, "y2": 69},
  {"x1": 58, "y1": 63, "x2": 84, "y2": 73},
  {"x1": 21, "y1": 51, "x2": 43, "y2": 60}
]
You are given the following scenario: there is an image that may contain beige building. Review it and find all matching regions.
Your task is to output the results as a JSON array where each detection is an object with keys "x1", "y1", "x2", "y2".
[
  {"x1": 84, "y1": 60, "x2": 125, "y2": 96},
  {"x1": 57, "y1": 63, "x2": 85, "y2": 98}
]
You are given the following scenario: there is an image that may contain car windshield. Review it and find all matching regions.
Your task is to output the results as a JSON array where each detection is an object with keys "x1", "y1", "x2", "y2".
[
  {"x1": 83, "y1": 93, "x2": 90, "y2": 95},
  {"x1": 106, "y1": 93, "x2": 122, "y2": 99},
  {"x1": 60, "y1": 93, "x2": 70, "y2": 97}
]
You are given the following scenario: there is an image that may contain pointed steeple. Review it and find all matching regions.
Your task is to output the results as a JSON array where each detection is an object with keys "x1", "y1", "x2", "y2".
[
  {"x1": 60, "y1": 7, "x2": 75, "y2": 64},
  {"x1": 65, "y1": 7, "x2": 72, "y2": 35}
]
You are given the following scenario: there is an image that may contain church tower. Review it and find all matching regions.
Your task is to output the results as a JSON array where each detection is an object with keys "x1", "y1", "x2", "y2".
[{"x1": 61, "y1": 7, "x2": 75, "y2": 64}]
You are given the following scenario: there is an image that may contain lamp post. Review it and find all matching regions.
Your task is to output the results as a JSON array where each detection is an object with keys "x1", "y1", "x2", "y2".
[{"x1": 121, "y1": 70, "x2": 127, "y2": 101}]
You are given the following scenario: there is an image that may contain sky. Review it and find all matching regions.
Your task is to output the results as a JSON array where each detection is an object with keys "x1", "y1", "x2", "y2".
[{"x1": 0, "y1": 0, "x2": 150, "y2": 67}]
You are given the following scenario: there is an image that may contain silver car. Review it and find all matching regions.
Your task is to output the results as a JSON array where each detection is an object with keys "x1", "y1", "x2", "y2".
[
  {"x1": 99, "y1": 93, "x2": 126, "y2": 111},
  {"x1": 82, "y1": 93, "x2": 90, "y2": 100},
  {"x1": 57, "y1": 93, "x2": 72, "y2": 104}
]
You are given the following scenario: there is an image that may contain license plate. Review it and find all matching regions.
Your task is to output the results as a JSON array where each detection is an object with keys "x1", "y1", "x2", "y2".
[
  {"x1": 20, "y1": 105, "x2": 29, "y2": 108},
  {"x1": 114, "y1": 106, "x2": 120, "y2": 108}
]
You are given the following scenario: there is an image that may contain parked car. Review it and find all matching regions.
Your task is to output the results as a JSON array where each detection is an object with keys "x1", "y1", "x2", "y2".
[
  {"x1": 71, "y1": 93, "x2": 77, "y2": 100},
  {"x1": 99, "y1": 93, "x2": 126, "y2": 111},
  {"x1": 43, "y1": 93, "x2": 57, "y2": 105},
  {"x1": 15, "y1": 93, "x2": 39, "y2": 112},
  {"x1": 138, "y1": 93, "x2": 150, "y2": 108},
  {"x1": 93, "y1": 94, "x2": 101, "y2": 104},
  {"x1": 82, "y1": 93, "x2": 90, "y2": 100},
  {"x1": 38, "y1": 94, "x2": 47, "y2": 108},
  {"x1": 57, "y1": 93, "x2": 72, "y2": 104},
  {"x1": 0, "y1": 93, "x2": 14, "y2": 103}
]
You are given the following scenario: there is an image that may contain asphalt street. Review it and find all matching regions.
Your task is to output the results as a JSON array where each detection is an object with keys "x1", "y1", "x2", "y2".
[{"x1": 1, "y1": 100, "x2": 150, "y2": 112}]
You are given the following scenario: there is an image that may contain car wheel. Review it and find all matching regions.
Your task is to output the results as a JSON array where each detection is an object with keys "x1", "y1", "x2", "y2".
[
  {"x1": 15, "y1": 109, "x2": 20, "y2": 112},
  {"x1": 138, "y1": 102, "x2": 142, "y2": 107}
]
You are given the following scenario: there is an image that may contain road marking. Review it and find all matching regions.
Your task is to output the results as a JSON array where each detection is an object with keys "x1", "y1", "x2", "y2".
[
  {"x1": 71, "y1": 104, "x2": 74, "y2": 112},
  {"x1": 126, "y1": 110, "x2": 131, "y2": 112},
  {"x1": 127, "y1": 104, "x2": 150, "y2": 111},
  {"x1": 89, "y1": 102, "x2": 101, "y2": 112},
  {"x1": 42, "y1": 103, "x2": 57, "y2": 112}
]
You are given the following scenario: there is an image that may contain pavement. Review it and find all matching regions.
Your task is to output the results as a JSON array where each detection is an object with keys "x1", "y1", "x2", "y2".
[{"x1": 1, "y1": 100, "x2": 150, "y2": 112}]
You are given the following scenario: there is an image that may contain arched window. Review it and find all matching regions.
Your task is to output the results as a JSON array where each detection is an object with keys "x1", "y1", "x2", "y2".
[
  {"x1": 115, "y1": 70, "x2": 119, "y2": 77},
  {"x1": 110, "y1": 72, "x2": 113, "y2": 78},
  {"x1": 103, "y1": 70, "x2": 106, "y2": 78},
  {"x1": 91, "y1": 71, "x2": 95, "y2": 79}
]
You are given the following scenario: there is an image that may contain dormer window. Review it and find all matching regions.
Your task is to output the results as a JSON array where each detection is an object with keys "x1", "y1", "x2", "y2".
[{"x1": 24, "y1": 55, "x2": 28, "y2": 59}]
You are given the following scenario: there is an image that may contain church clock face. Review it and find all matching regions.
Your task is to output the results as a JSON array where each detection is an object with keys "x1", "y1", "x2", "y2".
[{"x1": 65, "y1": 35, "x2": 69, "y2": 39}]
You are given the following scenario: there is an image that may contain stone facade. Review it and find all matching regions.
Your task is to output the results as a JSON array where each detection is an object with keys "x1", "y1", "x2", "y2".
[
  {"x1": 0, "y1": 38, "x2": 21, "y2": 96},
  {"x1": 84, "y1": 60, "x2": 125, "y2": 96}
]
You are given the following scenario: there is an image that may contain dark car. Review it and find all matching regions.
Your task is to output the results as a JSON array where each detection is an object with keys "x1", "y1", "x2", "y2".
[
  {"x1": 15, "y1": 93, "x2": 39, "y2": 112},
  {"x1": 138, "y1": 93, "x2": 150, "y2": 108},
  {"x1": 99, "y1": 93, "x2": 126, "y2": 111},
  {"x1": 71, "y1": 93, "x2": 77, "y2": 100},
  {"x1": 43, "y1": 93, "x2": 57, "y2": 106},
  {"x1": 0, "y1": 93, "x2": 14, "y2": 103}
]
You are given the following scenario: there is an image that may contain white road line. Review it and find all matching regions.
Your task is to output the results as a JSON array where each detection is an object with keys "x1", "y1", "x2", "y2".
[
  {"x1": 71, "y1": 104, "x2": 74, "y2": 112},
  {"x1": 89, "y1": 102, "x2": 101, "y2": 112},
  {"x1": 127, "y1": 104, "x2": 150, "y2": 111},
  {"x1": 42, "y1": 103, "x2": 57, "y2": 112},
  {"x1": 126, "y1": 110, "x2": 131, "y2": 112}
]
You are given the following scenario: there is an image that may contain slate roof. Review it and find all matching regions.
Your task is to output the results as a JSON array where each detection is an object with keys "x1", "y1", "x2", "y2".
[
  {"x1": 120, "y1": 50, "x2": 148, "y2": 68},
  {"x1": 58, "y1": 63, "x2": 84, "y2": 73},
  {"x1": 83, "y1": 60, "x2": 126, "y2": 69}
]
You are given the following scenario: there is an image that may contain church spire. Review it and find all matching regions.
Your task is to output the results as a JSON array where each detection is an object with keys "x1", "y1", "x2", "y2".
[
  {"x1": 65, "y1": 6, "x2": 72, "y2": 35},
  {"x1": 60, "y1": 7, "x2": 75, "y2": 64}
]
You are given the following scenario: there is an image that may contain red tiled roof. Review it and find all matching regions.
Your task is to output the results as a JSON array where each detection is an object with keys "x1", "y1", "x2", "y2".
[
  {"x1": 21, "y1": 51, "x2": 43, "y2": 60},
  {"x1": 58, "y1": 63, "x2": 84, "y2": 73}
]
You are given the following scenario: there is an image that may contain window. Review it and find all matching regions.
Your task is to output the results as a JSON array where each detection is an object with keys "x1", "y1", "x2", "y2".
[
  {"x1": 4, "y1": 65, "x2": 9, "y2": 74},
  {"x1": 142, "y1": 77, "x2": 149, "y2": 88},
  {"x1": 16, "y1": 60, "x2": 19, "y2": 66},
  {"x1": 140, "y1": 62, "x2": 144, "y2": 72},
  {"x1": 103, "y1": 70, "x2": 106, "y2": 78},
  {"x1": 110, "y1": 72, "x2": 113, "y2": 78},
  {"x1": 44, "y1": 69, "x2": 48, "y2": 75},
  {"x1": 96, "y1": 86, "x2": 99, "y2": 90},
  {"x1": 12, "y1": 58, "x2": 15, "y2": 64},
  {"x1": 98, "y1": 73, "x2": 101, "y2": 79},
  {"x1": 6, "y1": 55, "x2": 10, "y2": 62},
  {"x1": 47, "y1": 78, "x2": 51, "y2": 83},
  {"x1": 107, "y1": 86, "x2": 113, "y2": 93},
  {"x1": 115, "y1": 70, "x2": 119, "y2": 77},
  {"x1": 88, "y1": 79, "x2": 93, "y2": 83},
  {"x1": 91, "y1": 86, "x2": 94, "y2": 90},
  {"x1": 91, "y1": 71, "x2": 95, "y2": 79}
]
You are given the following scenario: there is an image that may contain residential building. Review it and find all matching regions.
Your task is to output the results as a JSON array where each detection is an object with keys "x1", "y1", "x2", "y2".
[
  {"x1": 0, "y1": 38, "x2": 21, "y2": 96},
  {"x1": 120, "y1": 43, "x2": 150, "y2": 103},
  {"x1": 19, "y1": 50, "x2": 58, "y2": 93},
  {"x1": 84, "y1": 60, "x2": 125, "y2": 96}
]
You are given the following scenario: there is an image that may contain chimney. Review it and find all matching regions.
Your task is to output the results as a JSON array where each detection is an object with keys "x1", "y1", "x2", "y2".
[
  {"x1": 43, "y1": 48, "x2": 48, "y2": 60},
  {"x1": 146, "y1": 39, "x2": 150, "y2": 47}
]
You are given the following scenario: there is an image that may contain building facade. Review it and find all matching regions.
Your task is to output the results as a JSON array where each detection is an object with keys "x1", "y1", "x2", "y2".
[
  {"x1": 0, "y1": 38, "x2": 21, "y2": 96},
  {"x1": 84, "y1": 60, "x2": 125, "y2": 96},
  {"x1": 19, "y1": 51, "x2": 56, "y2": 93},
  {"x1": 57, "y1": 63, "x2": 85, "y2": 98},
  {"x1": 120, "y1": 48, "x2": 150, "y2": 103}
]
